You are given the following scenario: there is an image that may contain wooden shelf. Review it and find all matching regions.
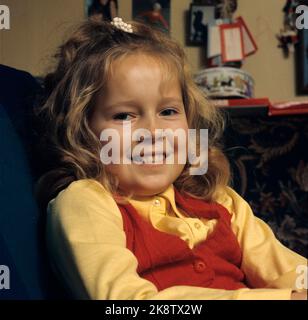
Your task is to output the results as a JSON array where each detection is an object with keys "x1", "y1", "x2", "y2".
[
  {"x1": 211, "y1": 98, "x2": 308, "y2": 117},
  {"x1": 220, "y1": 105, "x2": 268, "y2": 117}
]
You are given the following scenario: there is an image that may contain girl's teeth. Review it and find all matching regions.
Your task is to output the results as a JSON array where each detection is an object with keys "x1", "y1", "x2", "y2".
[
  {"x1": 132, "y1": 156, "x2": 153, "y2": 164},
  {"x1": 132, "y1": 154, "x2": 165, "y2": 164},
  {"x1": 133, "y1": 156, "x2": 143, "y2": 164},
  {"x1": 143, "y1": 155, "x2": 153, "y2": 163}
]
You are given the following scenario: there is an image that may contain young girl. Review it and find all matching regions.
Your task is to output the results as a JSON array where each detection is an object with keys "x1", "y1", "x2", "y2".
[{"x1": 38, "y1": 18, "x2": 307, "y2": 300}]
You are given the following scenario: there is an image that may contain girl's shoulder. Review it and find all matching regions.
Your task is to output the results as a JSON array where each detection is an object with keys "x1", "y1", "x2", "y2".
[
  {"x1": 47, "y1": 179, "x2": 122, "y2": 221},
  {"x1": 215, "y1": 185, "x2": 251, "y2": 217},
  {"x1": 47, "y1": 179, "x2": 124, "y2": 243},
  {"x1": 48, "y1": 179, "x2": 109, "y2": 205}
]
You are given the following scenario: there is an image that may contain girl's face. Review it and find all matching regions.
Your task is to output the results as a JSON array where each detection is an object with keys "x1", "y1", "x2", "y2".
[{"x1": 90, "y1": 53, "x2": 188, "y2": 197}]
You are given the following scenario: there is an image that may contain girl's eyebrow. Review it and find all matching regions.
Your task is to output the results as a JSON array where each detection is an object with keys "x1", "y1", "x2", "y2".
[
  {"x1": 104, "y1": 97, "x2": 184, "y2": 111},
  {"x1": 104, "y1": 100, "x2": 139, "y2": 110},
  {"x1": 160, "y1": 97, "x2": 184, "y2": 105}
]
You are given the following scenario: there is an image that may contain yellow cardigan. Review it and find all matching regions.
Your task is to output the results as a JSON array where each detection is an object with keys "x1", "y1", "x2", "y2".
[{"x1": 47, "y1": 179, "x2": 306, "y2": 300}]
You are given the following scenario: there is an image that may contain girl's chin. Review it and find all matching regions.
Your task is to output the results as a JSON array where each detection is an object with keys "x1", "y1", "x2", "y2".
[{"x1": 124, "y1": 181, "x2": 172, "y2": 197}]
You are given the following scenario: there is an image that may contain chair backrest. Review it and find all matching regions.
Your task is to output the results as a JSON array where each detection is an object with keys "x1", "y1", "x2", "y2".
[
  {"x1": 0, "y1": 103, "x2": 71, "y2": 299},
  {"x1": 0, "y1": 104, "x2": 47, "y2": 299}
]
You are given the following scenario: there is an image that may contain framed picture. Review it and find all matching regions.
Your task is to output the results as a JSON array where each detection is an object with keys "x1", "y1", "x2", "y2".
[
  {"x1": 85, "y1": 0, "x2": 118, "y2": 22},
  {"x1": 132, "y1": 0, "x2": 170, "y2": 32},
  {"x1": 296, "y1": 30, "x2": 308, "y2": 95},
  {"x1": 220, "y1": 22, "x2": 244, "y2": 63},
  {"x1": 188, "y1": 4, "x2": 216, "y2": 46}
]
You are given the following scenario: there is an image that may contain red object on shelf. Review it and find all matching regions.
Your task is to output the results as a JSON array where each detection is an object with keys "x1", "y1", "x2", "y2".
[
  {"x1": 212, "y1": 98, "x2": 270, "y2": 108},
  {"x1": 212, "y1": 98, "x2": 308, "y2": 116},
  {"x1": 269, "y1": 101, "x2": 308, "y2": 116},
  {"x1": 235, "y1": 16, "x2": 258, "y2": 57},
  {"x1": 219, "y1": 22, "x2": 245, "y2": 63}
]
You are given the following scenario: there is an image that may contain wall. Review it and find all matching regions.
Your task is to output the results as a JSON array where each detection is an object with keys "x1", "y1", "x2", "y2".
[
  {"x1": 0, "y1": 0, "x2": 85, "y2": 76},
  {"x1": 0, "y1": 0, "x2": 307, "y2": 102},
  {"x1": 236, "y1": 0, "x2": 307, "y2": 101}
]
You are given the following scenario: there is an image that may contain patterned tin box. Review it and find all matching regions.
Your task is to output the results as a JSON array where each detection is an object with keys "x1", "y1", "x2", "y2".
[{"x1": 194, "y1": 67, "x2": 255, "y2": 99}]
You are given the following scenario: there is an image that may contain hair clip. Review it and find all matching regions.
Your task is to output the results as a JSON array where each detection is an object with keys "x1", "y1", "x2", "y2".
[{"x1": 111, "y1": 17, "x2": 133, "y2": 33}]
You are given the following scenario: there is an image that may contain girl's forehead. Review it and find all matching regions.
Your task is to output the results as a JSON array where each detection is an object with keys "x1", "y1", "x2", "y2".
[
  {"x1": 108, "y1": 52, "x2": 182, "y2": 86},
  {"x1": 97, "y1": 53, "x2": 183, "y2": 103}
]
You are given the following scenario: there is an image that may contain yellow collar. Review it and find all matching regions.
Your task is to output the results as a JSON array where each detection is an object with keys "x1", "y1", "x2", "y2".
[{"x1": 128, "y1": 185, "x2": 186, "y2": 218}]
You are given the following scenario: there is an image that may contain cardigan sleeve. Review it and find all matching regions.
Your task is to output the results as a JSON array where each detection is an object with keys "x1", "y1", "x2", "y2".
[
  {"x1": 216, "y1": 186, "x2": 307, "y2": 292},
  {"x1": 46, "y1": 179, "x2": 294, "y2": 300}
]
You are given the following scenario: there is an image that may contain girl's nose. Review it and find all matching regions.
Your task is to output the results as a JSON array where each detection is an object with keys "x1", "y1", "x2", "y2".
[
  {"x1": 142, "y1": 116, "x2": 158, "y2": 136},
  {"x1": 134, "y1": 116, "x2": 159, "y2": 146},
  {"x1": 135, "y1": 115, "x2": 169, "y2": 150}
]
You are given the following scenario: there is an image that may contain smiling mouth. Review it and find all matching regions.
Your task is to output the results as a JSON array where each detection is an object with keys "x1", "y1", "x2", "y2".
[{"x1": 131, "y1": 152, "x2": 168, "y2": 165}]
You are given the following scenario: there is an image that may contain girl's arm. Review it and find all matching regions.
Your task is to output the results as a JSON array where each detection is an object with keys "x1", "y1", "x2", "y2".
[
  {"x1": 47, "y1": 179, "x2": 295, "y2": 300},
  {"x1": 217, "y1": 186, "x2": 307, "y2": 294}
]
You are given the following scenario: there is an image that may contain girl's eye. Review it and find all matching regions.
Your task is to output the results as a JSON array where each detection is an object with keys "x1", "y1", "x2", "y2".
[
  {"x1": 160, "y1": 108, "x2": 178, "y2": 116},
  {"x1": 112, "y1": 113, "x2": 133, "y2": 121}
]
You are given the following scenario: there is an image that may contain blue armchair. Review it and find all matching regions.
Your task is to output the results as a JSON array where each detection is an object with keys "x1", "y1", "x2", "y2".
[{"x1": 0, "y1": 65, "x2": 66, "y2": 299}]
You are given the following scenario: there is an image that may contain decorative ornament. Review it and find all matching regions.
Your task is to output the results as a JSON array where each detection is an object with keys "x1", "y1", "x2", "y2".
[
  {"x1": 111, "y1": 17, "x2": 133, "y2": 33},
  {"x1": 277, "y1": 0, "x2": 300, "y2": 57}
]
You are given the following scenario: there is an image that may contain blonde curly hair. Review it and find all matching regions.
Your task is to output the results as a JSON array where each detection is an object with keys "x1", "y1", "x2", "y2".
[{"x1": 36, "y1": 20, "x2": 230, "y2": 209}]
